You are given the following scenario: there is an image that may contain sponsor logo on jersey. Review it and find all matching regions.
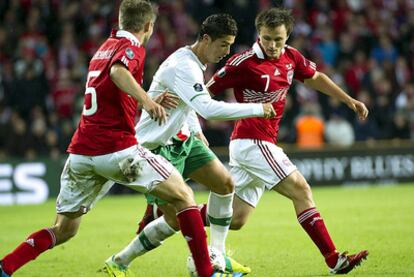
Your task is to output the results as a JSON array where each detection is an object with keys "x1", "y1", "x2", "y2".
[
  {"x1": 217, "y1": 67, "x2": 226, "y2": 78},
  {"x1": 193, "y1": 83, "x2": 203, "y2": 92},
  {"x1": 274, "y1": 67, "x2": 280, "y2": 76},
  {"x1": 125, "y1": 48, "x2": 135, "y2": 59}
]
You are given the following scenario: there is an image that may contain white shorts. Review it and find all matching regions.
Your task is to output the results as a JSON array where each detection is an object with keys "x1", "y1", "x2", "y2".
[
  {"x1": 229, "y1": 139, "x2": 297, "y2": 207},
  {"x1": 56, "y1": 144, "x2": 174, "y2": 214}
]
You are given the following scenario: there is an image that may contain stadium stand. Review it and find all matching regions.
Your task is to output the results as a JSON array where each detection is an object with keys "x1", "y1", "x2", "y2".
[{"x1": 0, "y1": 0, "x2": 413, "y2": 161}]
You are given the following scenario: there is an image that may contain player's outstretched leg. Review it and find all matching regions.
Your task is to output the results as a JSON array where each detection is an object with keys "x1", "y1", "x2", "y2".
[
  {"x1": 274, "y1": 171, "x2": 368, "y2": 274},
  {"x1": 110, "y1": 170, "x2": 215, "y2": 277},
  {"x1": 1, "y1": 229, "x2": 56, "y2": 275},
  {"x1": 0, "y1": 214, "x2": 80, "y2": 276}
]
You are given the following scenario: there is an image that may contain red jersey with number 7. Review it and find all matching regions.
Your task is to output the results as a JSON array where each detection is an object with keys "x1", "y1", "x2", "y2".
[
  {"x1": 68, "y1": 29, "x2": 145, "y2": 155},
  {"x1": 208, "y1": 41, "x2": 316, "y2": 144}
]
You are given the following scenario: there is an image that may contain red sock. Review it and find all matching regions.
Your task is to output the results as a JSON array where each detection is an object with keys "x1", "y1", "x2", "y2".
[
  {"x1": 297, "y1": 207, "x2": 338, "y2": 268},
  {"x1": 199, "y1": 204, "x2": 208, "y2": 226},
  {"x1": 2, "y1": 228, "x2": 55, "y2": 275},
  {"x1": 177, "y1": 206, "x2": 213, "y2": 277}
]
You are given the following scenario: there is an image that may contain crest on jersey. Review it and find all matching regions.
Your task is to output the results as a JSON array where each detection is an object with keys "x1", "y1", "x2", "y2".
[
  {"x1": 217, "y1": 67, "x2": 226, "y2": 78},
  {"x1": 193, "y1": 83, "x2": 203, "y2": 92},
  {"x1": 125, "y1": 48, "x2": 134, "y2": 59},
  {"x1": 287, "y1": 70, "x2": 294, "y2": 84}
]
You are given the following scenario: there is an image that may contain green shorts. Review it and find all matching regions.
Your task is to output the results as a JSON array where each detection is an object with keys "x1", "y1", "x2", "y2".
[{"x1": 146, "y1": 135, "x2": 217, "y2": 205}]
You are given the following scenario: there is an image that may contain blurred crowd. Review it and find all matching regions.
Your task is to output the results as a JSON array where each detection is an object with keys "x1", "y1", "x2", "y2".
[{"x1": 0, "y1": 0, "x2": 413, "y2": 161}]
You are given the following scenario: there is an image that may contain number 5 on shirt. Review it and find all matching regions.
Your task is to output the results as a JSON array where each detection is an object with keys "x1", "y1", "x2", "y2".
[{"x1": 83, "y1": 70, "x2": 101, "y2": 116}]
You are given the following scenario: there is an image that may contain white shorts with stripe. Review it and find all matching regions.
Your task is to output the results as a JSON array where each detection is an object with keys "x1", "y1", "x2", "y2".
[
  {"x1": 56, "y1": 144, "x2": 173, "y2": 214},
  {"x1": 229, "y1": 139, "x2": 297, "y2": 207}
]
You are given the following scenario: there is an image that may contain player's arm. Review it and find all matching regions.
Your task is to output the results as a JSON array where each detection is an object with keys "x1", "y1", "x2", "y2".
[
  {"x1": 175, "y1": 67, "x2": 275, "y2": 120},
  {"x1": 181, "y1": 83, "x2": 275, "y2": 120},
  {"x1": 110, "y1": 63, "x2": 167, "y2": 125},
  {"x1": 304, "y1": 71, "x2": 369, "y2": 120}
]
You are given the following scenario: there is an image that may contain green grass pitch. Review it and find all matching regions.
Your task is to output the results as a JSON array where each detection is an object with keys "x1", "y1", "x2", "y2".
[{"x1": 1, "y1": 184, "x2": 414, "y2": 276}]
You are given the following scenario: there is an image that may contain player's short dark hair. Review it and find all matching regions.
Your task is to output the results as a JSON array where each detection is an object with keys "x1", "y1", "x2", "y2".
[
  {"x1": 119, "y1": 0, "x2": 156, "y2": 33},
  {"x1": 198, "y1": 14, "x2": 238, "y2": 41},
  {"x1": 255, "y1": 8, "x2": 294, "y2": 35}
]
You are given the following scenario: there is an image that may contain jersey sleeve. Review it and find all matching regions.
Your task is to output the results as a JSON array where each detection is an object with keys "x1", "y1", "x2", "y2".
[
  {"x1": 110, "y1": 42, "x2": 143, "y2": 75},
  {"x1": 174, "y1": 61, "x2": 263, "y2": 120},
  {"x1": 207, "y1": 55, "x2": 245, "y2": 95},
  {"x1": 292, "y1": 48, "x2": 317, "y2": 82},
  {"x1": 186, "y1": 110, "x2": 203, "y2": 134}
]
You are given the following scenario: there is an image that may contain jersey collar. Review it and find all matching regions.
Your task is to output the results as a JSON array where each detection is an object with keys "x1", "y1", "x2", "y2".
[
  {"x1": 113, "y1": 29, "x2": 141, "y2": 46},
  {"x1": 185, "y1": 46, "x2": 207, "y2": 71},
  {"x1": 252, "y1": 39, "x2": 286, "y2": 60},
  {"x1": 252, "y1": 41, "x2": 265, "y2": 59}
]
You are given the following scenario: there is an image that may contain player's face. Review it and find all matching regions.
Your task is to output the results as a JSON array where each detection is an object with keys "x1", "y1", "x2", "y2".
[
  {"x1": 205, "y1": 35, "x2": 235, "y2": 64},
  {"x1": 258, "y1": 24, "x2": 289, "y2": 59}
]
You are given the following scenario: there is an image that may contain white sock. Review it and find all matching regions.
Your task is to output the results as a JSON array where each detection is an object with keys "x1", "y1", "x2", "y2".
[
  {"x1": 207, "y1": 191, "x2": 234, "y2": 254},
  {"x1": 114, "y1": 216, "x2": 176, "y2": 266}
]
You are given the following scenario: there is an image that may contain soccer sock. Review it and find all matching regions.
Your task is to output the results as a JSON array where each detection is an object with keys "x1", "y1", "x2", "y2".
[
  {"x1": 199, "y1": 203, "x2": 209, "y2": 226},
  {"x1": 207, "y1": 192, "x2": 233, "y2": 254},
  {"x1": 177, "y1": 206, "x2": 213, "y2": 277},
  {"x1": 297, "y1": 207, "x2": 338, "y2": 268},
  {"x1": 2, "y1": 228, "x2": 55, "y2": 275},
  {"x1": 115, "y1": 216, "x2": 176, "y2": 266}
]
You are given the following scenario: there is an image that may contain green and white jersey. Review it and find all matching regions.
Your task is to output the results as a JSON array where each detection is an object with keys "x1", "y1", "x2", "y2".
[{"x1": 135, "y1": 46, "x2": 264, "y2": 150}]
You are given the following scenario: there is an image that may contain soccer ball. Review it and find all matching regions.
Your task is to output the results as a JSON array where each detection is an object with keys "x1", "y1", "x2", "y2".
[{"x1": 187, "y1": 246, "x2": 226, "y2": 277}]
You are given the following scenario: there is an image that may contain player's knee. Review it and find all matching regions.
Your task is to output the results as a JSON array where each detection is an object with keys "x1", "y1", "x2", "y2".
[
  {"x1": 218, "y1": 174, "x2": 235, "y2": 194},
  {"x1": 230, "y1": 216, "x2": 246, "y2": 230},
  {"x1": 291, "y1": 177, "x2": 313, "y2": 202},
  {"x1": 170, "y1": 182, "x2": 196, "y2": 209}
]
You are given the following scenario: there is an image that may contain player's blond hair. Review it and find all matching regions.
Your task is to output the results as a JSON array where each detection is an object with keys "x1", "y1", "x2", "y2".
[
  {"x1": 255, "y1": 8, "x2": 294, "y2": 35},
  {"x1": 119, "y1": 0, "x2": 156, "y2": 33}
]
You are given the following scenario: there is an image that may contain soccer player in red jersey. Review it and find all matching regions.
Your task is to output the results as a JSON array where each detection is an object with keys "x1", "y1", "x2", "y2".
[
  {"x1": 206, "y1": 8, "x2": 369, "y2": 274},
  {"x1": 0, "y1": 1, "x2": 223, "y2": 277}
]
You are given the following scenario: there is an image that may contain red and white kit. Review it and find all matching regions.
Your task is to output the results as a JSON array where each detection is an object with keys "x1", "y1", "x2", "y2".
[
  {"x1": 58, "y1": 30, "x2": 173, "y2": 213},
  {"x1": 208, "y1": 41, "x2": 316, "y2": 206}
]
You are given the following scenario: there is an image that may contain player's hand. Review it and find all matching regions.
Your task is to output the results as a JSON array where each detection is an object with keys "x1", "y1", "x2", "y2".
[
  {"x1": 262, "y1": 103, "x2": 276, "y2": 119},
  {"x1": 195, "y1": 132, "x2": 209, "y2": 147},
  {"x1": 153, "y1": 91, "x2": 180, "y2": 110},
  {"x1": 143, "y1": 99, "x2": 168, "y2": 125},
  {"x1": 348, "y1": 99, "x2": 369, "y2": 120}
]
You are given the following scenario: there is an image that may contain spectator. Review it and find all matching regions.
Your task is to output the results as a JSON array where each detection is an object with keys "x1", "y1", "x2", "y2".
[
  {"x1": 390, "y1": 111, "x2": 410, "y2": 140},
  {"x1": 295, "y1": 103, "x2": 325, "y2": 149},
  {"x1": 325, "y1": 112, "x2": 355, "y2": 147}
]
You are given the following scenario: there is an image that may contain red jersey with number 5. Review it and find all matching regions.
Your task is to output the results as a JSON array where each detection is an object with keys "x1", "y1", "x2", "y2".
[
  {"x1": 208, "y1": 41, "x2": 316, "y2": 144},
  {"x1": 68, "y1": 29, "x2": 145, "y2": 155}
]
